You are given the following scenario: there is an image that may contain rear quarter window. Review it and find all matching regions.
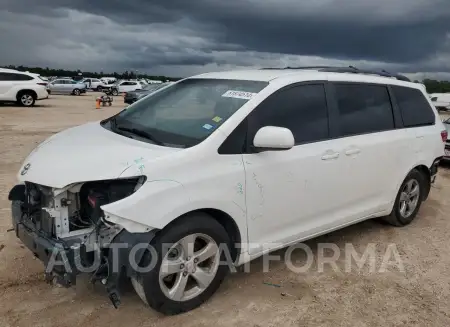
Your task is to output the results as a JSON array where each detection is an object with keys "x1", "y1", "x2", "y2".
[{"x1": 391, "y1": 86, "x2": 435, "y2": 127}]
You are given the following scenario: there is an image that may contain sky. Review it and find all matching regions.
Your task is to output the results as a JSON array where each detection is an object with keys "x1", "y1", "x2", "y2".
[{"x1": 0, "y1": 0, "x2": 449, "y2": 79}]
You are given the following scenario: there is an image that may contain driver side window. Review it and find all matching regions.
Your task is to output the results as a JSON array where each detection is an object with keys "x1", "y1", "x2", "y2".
[
  {"x1": 218, "y1": 84, "x2": 330, "y2": 155},
  {"x1": 248, "y1": 84, "x2": 330, "y2": 146}
]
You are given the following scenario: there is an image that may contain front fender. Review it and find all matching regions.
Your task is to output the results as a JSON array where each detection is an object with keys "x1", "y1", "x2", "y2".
[
  {"x1": 101, "y1": 180, "x2": 247, "y2": 254},
  {"x1": 101, "y1": 180, "x2": 189, "y2": 232}
]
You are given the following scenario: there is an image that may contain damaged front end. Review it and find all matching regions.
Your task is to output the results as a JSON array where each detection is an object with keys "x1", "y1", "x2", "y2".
[{"x1": 8, "y1": 176, "x2": 156, "y2": 308}]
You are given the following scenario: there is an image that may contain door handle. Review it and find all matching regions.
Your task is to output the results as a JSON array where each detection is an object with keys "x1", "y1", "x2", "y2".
[
  {"x1": 321, "y1": 152, "x2": 339, "y2": 160},
  {"x1": 344, "y1": 148, "x2": 361, "y2": 156}
]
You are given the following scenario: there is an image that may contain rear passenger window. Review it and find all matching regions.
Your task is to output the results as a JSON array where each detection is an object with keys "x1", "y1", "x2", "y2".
[
  {"x1": 250, "y1": 84, "x2": 329, "y2": 145},
  {"x1": 391, "y1": 86, "x2": 435, "y2": 127},
  {"x1": 0, "y1": 72, "x2": 33, "y2": 81},
  {"x1": 334, "y1": 84, "x2": 394, "y2": 137}
]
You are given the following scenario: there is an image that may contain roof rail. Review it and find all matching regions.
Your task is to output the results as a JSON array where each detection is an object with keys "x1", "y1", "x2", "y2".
[{"x1": 260, "y1": 65, "x2": 411, "y2": 82}]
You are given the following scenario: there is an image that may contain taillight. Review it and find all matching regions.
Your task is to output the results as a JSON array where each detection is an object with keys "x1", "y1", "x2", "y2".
[{"x1": 441, "y1": 130, "x2": 447, "y2": 142}]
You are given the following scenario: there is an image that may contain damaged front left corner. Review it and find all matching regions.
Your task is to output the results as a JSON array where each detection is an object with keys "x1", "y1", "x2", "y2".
[{"x1": 8, "y1": 177, "x2": 156, "y2": 308}]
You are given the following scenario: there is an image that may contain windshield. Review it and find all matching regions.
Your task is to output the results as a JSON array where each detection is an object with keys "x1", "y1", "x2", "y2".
[{"x1": 108, "y1": 78, "x2": 267, "y2": 148}]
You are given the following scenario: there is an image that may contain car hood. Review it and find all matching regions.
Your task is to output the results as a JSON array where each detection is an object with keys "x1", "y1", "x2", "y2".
[{"x1": 18, "y1": 122, "x2": 182, "y2": 188}]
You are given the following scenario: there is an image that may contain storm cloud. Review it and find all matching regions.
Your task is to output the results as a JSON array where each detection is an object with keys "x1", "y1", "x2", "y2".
[{"x1": 0, "y1": 0, "x2": 449, "y2": 78}]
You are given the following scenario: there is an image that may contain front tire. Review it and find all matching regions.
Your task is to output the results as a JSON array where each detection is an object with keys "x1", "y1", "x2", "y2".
[
  {"x1": 112, "y1": 88, "x2": 119, "y2": 96},
  {"x1": 131, "y1": 213, "x2": 231, "y2": 315},
  {"x1": 96, "y1": 86, "x2": 103, "y2": 92},
  {"x1": 382, "y1": 169, "x2": 426, "y2": 226},
  {"x1": 72, "y1": 88, "x2": 81, "y2": 96}
]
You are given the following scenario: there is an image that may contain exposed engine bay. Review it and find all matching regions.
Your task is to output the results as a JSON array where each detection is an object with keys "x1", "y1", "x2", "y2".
[
  {"x1": 21, "y1": 178, "x2": 146, "y2": 242},
  {"x1": 9, "y1": 176, "x2": 154, "y2": 308}
]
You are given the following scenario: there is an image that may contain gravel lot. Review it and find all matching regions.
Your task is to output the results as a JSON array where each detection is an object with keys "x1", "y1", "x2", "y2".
[{"x1": 1, "y1": 94, "x2": 450, "y2": 327}]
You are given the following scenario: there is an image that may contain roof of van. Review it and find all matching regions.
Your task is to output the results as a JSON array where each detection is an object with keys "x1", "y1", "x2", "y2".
[{"x1": 192, "y1": 68, "x2": 418, "y2": 88}]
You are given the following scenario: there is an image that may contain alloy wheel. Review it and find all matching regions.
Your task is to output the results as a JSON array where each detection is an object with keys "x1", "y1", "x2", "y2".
[
  {"x1": 21, "y1": 94, "x2": 34, "y2": 106},
  {"x1": 399, "y1": 178, "x2": 420, "y2": 218},
  {"x1": 158, "y1": 233, "x2": 220, "y2": 302}
]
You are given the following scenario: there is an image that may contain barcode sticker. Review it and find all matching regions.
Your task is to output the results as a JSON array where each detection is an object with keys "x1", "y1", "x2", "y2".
[{"x1": 222, "y1": 90, "x2": 257, "y2": 100}]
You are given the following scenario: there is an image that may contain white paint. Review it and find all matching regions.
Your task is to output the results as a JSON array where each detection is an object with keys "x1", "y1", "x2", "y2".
[
  {"x1": 16, "y1": 69, "x2": 445, "y2": 266},
  {"x1": 253, "y1": 126, "x2": 294, "y2": 150}
]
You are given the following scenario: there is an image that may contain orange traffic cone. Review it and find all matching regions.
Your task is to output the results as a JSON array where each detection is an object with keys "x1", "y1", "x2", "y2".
[{"x1": 95, "y1": 98, "x2": 101, "y2": 109}]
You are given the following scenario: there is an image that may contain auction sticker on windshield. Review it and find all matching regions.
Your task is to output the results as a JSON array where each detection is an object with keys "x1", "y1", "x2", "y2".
[{"x1": 222, "y1": 90, "x2": 257, "y2": 100}]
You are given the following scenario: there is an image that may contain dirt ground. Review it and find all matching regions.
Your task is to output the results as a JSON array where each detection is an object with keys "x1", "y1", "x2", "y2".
[{"x1": 1, "y1": 93, "x2": 450, "y2": 327}]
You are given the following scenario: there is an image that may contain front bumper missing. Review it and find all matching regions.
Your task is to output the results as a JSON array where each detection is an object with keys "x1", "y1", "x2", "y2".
[{"x1": 10, "y1": 197, "x2": 156, "y2": 308}]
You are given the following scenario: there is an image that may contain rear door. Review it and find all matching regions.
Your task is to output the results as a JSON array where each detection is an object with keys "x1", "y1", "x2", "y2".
[
  {"x1": 327, "y1": 82, "x2": 410, "y2": 219},
  {"x1": 0, "y1": 73, "x2": 13, "y2": 98},
  {"x1": 0, "y1": 73, "x2": 34, "y2": 99},
  {"x1": 125, "y1": 82, "x2": 138, "y2": 92},
  {"x1": 51, "y1": 80, "x2": 65, "y2": 93}
]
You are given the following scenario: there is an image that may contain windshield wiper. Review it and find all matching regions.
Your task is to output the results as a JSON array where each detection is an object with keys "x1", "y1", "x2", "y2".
[{"x1": 116, "y1": 125, "x2": 165, "y2": 146}]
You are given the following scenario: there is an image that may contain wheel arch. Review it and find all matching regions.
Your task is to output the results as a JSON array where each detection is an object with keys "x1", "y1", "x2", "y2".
[
  {"x1": 414, "y1": 164, "x2": 431, "y2": 200},
  {"x1": 396, "y1": 164, "x2": 431, "y2": 202},
  {"x1": 159, "y1": 208, "x2": 242, "y2": 263},
  {"x1": 16, "y1": 89, "x2": 37, "y2": 100}
]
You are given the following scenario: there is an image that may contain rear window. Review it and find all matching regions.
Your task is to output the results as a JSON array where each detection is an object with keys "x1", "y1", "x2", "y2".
[{"x1": 391, "y1": 86, "x2": 435, "y2": 127}]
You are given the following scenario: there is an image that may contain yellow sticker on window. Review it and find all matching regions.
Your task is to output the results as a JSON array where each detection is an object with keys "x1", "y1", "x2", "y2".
[{"x1": 212, "y1": 116, "x2": 223, "y2": 123}]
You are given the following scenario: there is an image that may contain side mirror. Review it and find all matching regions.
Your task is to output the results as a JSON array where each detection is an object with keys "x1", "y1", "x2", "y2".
[{"x1": 253, "y1": 126, "x2": 294, "y2": 151}]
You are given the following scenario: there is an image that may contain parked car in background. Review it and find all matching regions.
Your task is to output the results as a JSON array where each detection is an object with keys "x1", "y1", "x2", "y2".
[
  {"x1": 107, "y1": 80, "x2": 145, "y2": 95},
  {"x1": 147, "y1": 79, "x2": 163, "y2": 84},
  {"x1": 79, "y1": 78, "x2": 106, "y2": 91},
  {"x1": 430, "y1": 93, "x2": 450, "y2": 111},
  {"x1": 138, "y1": 79, "x2": 148, "y2": 86},
  {"x1": 0, "y1": 68, "x2": 48, "y2": 106},
  {"x1": 124, "y1": 82, "x2": 173, "y2": 104},
  {"x1": 442, "y1": 117, "x2": 450, "y2": 160},
  {"x1": 46, "y1": 79, "x2": 87, "y2": 95},
  {"x1": 101, "y1": 77, "x2": 117, "y2": 85}
]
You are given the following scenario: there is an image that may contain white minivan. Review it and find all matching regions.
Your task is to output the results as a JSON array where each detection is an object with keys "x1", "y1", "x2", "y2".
[{"x1": 8, "y1": 67, "x2": 445, "y2": 314}]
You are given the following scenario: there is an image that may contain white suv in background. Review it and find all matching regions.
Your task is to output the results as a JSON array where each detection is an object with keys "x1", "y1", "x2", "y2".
[
  {"x1": 8, "y1": 67, "x2": 445, "y2": 314},
  {"x1": 80, "y1": 78, "x2": 107, "y2": 91},
  {"x1": 0, "y1": 68, "x2": 48, "y2": 106},
  {"x1": 110, "y1": 80, "x2": 145, "y2": 95}
]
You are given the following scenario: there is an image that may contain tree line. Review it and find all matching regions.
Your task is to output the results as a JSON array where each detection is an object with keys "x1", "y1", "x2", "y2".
[
  {"x1": 1, "y1": 65, "x2": 181, "y2": 81},
  {"x1": 421, "y1": 79, "x2": 450, "y2": 94}
]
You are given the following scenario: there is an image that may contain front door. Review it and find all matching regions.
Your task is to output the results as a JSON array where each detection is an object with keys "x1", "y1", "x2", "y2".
[{"x1": 243, "y1": 83, "x2": 347, "y2": 255}]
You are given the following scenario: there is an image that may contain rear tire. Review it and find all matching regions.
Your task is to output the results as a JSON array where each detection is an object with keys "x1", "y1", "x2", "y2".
[
  {"x1": 17, "y1": 91, "x2": 36, "y2": 107},
  {"x1": 131, "y1": 213, "x2": 231, "y2": 315},
  {"x1": 382, "y1": 169, "x2": 426, "y2": 226}
]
